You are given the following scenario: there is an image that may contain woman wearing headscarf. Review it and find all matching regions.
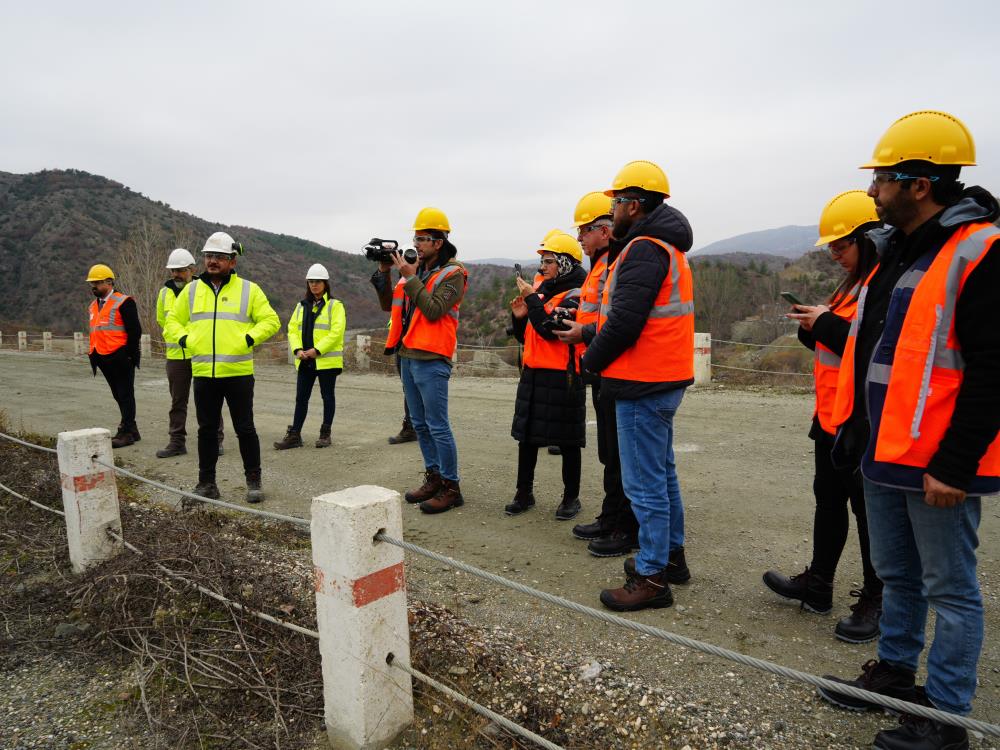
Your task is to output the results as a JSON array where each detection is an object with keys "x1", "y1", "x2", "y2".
[
  {"x1": 274, "y1": 263, "x2": 346, "y2": 449},
  {"x1": 507, "y1": 231, "x2": 588, "y2": 520}
]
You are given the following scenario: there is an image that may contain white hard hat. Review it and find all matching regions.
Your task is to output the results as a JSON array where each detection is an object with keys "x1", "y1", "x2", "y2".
[
  {"x1": 306, "y1": 263, "x2": 330, "y2": 280},
  {"x1": 202, "y1": 231, "x2": 239, "y2": 255},
  {"x1": 166, "y1": 248, "x2": 196, "y2": 269}
]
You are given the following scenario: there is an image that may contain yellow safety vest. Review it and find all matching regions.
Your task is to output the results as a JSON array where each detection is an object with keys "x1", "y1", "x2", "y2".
[
  {"x1": 157, "y1": 284, "x2": 187, "y2": 361},
  {"x1": 287, "y1": 294, "x2": 346, "y2": 370}
]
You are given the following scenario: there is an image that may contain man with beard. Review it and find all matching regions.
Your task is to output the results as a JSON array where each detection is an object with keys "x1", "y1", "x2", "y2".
[
  {"x1": 562, "y1": 161, "x2": 695, "y2": 611},
  {"x1": 86, "y1": 263, "x2": 142, "y2": 448},
  {"x1": 818, "y1": 111, "x2": 1000, "y2": 750}
]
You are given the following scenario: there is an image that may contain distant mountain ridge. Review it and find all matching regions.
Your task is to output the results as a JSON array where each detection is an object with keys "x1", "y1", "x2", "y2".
[{"x1": 692, "y1": 225, "x2": 818, "y2": 259}]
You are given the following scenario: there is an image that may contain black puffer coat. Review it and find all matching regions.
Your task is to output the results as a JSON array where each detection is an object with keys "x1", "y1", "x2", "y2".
[{"x1": 510, "y1": 266, "x2": 588, "y2": 447}]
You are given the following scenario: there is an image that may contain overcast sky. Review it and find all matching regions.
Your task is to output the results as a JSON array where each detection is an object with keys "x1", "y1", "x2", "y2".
[{"x1": 3, "y1": 1, "x2": 999, "y2": 260}]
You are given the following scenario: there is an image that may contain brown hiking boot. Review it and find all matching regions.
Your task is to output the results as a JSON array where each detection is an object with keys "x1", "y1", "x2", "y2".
[
  {"x1": 405, "y1": 470, "x2": 442, "y2": 504},
  {"x1": 420, "y1": 479, "x2": 464, "y2": 514},
  {"x1": 600, "y1": 569, "x2": 673, "y2": 612},
  {"x1": 315, "y1": 425, "x2": 332, "y2": 448},
  {"x1": 388, "y1": 421, "x2": 417, "y2": 445},
  {"x1": 273, "y1": 426, "x2": 303, "y2": 450},
  {"x1": 111, "y1": 425, "x2": 135, "y2": 449}
]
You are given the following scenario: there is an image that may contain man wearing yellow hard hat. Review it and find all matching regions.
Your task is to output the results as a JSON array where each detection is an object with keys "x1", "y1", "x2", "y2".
[
  {"x1": 561, "y1": 160, "x2": 696, "y2": 613},
  {"x1": 817, "y1": 111, "x2": 1000, "y2": 750},
  {"x1": 85, "y1": 263, "x2": 142, "y2": 448}
]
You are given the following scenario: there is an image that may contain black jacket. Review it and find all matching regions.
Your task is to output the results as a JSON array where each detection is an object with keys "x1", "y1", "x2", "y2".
[
  {"x1": 837, "y1": 186, "x2": 1000, "y2": 491},
  {"x1": 580, "y1": 202, "x2": 694, "y2": 399},
  {"x1": 89, "y1": 294, "x2": 141, "y2": 373}
]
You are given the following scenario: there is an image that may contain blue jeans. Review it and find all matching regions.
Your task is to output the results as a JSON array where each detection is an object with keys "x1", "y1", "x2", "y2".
[
  {"x1": 863, "y1": 478, "x2": 983, "y2": 715},
  {"x1": 616, "y1": 388, "x2": 686, "y2": 576},
  {"x1": 400, "y1": 357, "x2": 459, "y2": 482}
]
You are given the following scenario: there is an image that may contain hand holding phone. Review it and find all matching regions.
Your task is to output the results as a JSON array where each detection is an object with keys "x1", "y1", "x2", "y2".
[
  {"x1": 514, "y1": 263, "x2": 523, "y2": 280},
  {"x1": 780, "y1": 291, "x2": 805, "y2": 307}
]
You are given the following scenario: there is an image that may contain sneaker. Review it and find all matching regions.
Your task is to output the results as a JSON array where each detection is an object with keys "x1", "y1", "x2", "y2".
[
  {"x1": 420, "y1": 479, "x2": 463, "y2": 514},
  {"x1": 874, "y1": 713, "x2": 969, "y2": 750},
  {"x1": 817, "y1": 659, "x2": 920, "y2": 712},
  {"x1": 835, "y1": 587, "x2": 883, "y2": 644},
  {"x1": 156, "y1": 443, "x2": 187, "y2": 458},
  {"x1": 600, "y1": 569, "x2": 673, "y2": 612},
  {"x1": 625, "y1": 547, "x2": 691, "y2": 584},
  {"x1": 273, "y1": 426, "x2": 303, "y2": 450},
  {"x1": 245, "y1": 469, "x2": 264, "y2": 504},
  {"x1": 388, "y1": 422, "x2": 417, "y2": 445},
  {"x1": 554, "y1": 496, "x2": 581, "y2": 521},
  {"x1": 588, "y1": 530, "x2": 639, "y2": 558},
  {"x1": 572, "y1": 517, "x2": 613, "y2": 541},
  {"x1": 504, "y1": 489, "x2": 535, "y2": 516},
  {"x1": 762, "y1": 566, "x2": 833, "y2": 614},
  {"x1": 405, "y1": 470, "x2": 443, "y2": 504}
]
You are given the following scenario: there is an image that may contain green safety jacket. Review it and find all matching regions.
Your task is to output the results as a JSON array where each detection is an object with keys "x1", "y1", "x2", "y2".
[
  {"x1": 165, "y1": 272, "x2": 280, "y2": 378},
  {"x1": 156, "y1": 280, "x2": 188, "y2": 361},
  {"x1": 287, "y1": 293, "x2": 346, "y2": 370}
]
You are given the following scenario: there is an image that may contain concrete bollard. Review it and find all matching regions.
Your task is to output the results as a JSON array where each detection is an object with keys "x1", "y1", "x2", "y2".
[
  {"x1": 694, "y1": 332, "x2": 712, "y2": 386},
  {"x1": 311, "y1": 485, "x2": 413, "y2": 749},
  {"x1": 43, "y1": 331, "x2": 52, "y2": 352},
  {"x1": 355, "y1": 335, "x2": 371, "y2": 371},
  {"x1": 74, "y1": 332, "x2": 86, "y2": 356},
  {"x1": 56, "y1": 428, "x2": 123, "y2": 574},
  {"x1": 140, "y1": 334, "x2": 151, "y2": 358},
  {"x1": 18, "y1": 331, "x2": 27, "y2": 351}
]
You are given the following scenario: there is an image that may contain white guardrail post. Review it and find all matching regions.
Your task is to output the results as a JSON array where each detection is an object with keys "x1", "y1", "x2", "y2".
[
  {"x1": 18, "y1": 331, "x2": 27, "y2": 351},
  {"x1": 311, "y1": 485, "x2": 413, "y2": 749},
  {"x1": 355, "y1": 334, "x2": 371, "y2": 371},
  {"x1": 694, "y1": 332, "x2": 712, "y2": 386},
  {"x1": 140, "y1": 333, "x2": 151, "y2": 358},
  {"x1": 74, "y1": 332, "x2": 85, "y2": 355},
  {"x1": 43, "y1": 331, "x2": 52, "y2": 352},
  {"x1": 56, "y1": 428, "x2": 123, "y2": 573}
]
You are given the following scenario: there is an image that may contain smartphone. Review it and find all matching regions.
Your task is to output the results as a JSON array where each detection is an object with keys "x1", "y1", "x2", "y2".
[
  {"x1": 513, "y1": 263, "x2": 523, "y2": 280},
  {"x1": 780, "y1": 291, "x2": 805, "y2": 306}
]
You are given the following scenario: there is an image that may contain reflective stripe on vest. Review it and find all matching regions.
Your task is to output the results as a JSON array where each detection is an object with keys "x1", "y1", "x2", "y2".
[
  {"x1": 401, "y1": 263, "x2": 467, "y2": 359},
  {"x1": 189, "y1": 277, "x2": 251, "y2": 323},
  {"x1": 812, "y1": 285, "x2": 859, "y2": 435},
  {"x1": 184, "y1": 275, "x2": 261, "y2": 378},
  {"x1": 385, "y1": 278, "x2": 408, "y2": 352},
  {"x1": 576, "y1": 254, "x2": 608, "y2": 326},
  {"x1": 158, "y1": 286, "x2": 187, "y2": 360},
  {"x1": 522, "y1": 288, "x2": 581, "y2": 370},
  {"x1": 290, "y1": 295, "x2": 344, "y2": 370},
  {"x1": 597, "y1": 237, "x2": 695, "y2": 383},
  {"x1": 89, "y1": 291, "x2": 130, "y2": 355}
]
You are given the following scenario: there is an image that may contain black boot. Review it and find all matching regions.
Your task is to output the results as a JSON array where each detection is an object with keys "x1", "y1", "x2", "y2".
[
  {"x1": 588, "y1": 530, "x2": 639, "y2": 557},
  {"x1": 156, "y1": 442, "x2": 187, "y2": 458},
  {"x1": 835, "y1": 587, "x2": 883, "y2": 644},
  {"x1": 388, "y1": 421, "x2": 417, "y2": 445},
  {"x1": 187, "y1": 478, "x2": 220, "y2": 509},
  {"x1": 246, "y1": 469, "x2": 264, "y2": 504},
  {"x1": 666, "y1": 546, "x2": 691, "y2": 584},
  {"x1": 874, "y1": 714, "x2": 969, "y2": 750},
  {"x1": 817, "y1": 659, "x2": 920, "y2": 712},
  {"x1": 504, "y1": 489, "x2": 535, "y2": 516},
  {"x1": 554, "y1": 496, "x2": 581, "y2": 521},
  {"x1": 273, "y1": 426, "x2": 303, "y2": 450},
  {"x1": 572, "y1": 516, "x2": 613, "y2": 541},
  {"x1": 128, "y1": 423, "x2": 141, "y2": 442},
  {"x1": 762, "y1": 566, "x2": 833, "y2": 614}
]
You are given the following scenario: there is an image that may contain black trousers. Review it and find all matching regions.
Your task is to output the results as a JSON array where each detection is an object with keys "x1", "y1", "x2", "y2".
[
  {"x1": 291, "y1": 366, "x2": 340, "y2": 431},
  {"x1": 193, "y1": 375, "x2": 260, "y2": 482},
  {"x1": 593, "y1": 381, "x2": 638, "y2": 534},
  {"x1": 516, "y1": 441, "x2": 582, "y2": 500},
  {"x1": 810, "y1": 428, "x2": 881, "y2": 593},
  {"x1": 96, "y1": 352, "x2": 137, "y2": 428}
]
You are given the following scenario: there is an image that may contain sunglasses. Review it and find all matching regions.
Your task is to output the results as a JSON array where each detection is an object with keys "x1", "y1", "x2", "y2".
[{"x1": 871, "y1": 171, "x2": 940, "y2": 188}]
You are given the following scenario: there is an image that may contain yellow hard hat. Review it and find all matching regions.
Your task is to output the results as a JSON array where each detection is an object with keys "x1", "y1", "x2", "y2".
[
  {"x1": 86, "y1": 263, "x2": 115, "y2": 282},
  {"x1": 573, "y1": 192, "x2": 613, "y2": 226},
  {"x1": 604, "y1": 160, "x2": 670, "y2": 197},
  {"x1": 538, "y1": 232, "x2": 583, "y2": 263},
  {"x1": 413, "y1": 207, "x2": 451, "y2": 233},
  {"x1": 815, "y1": 191, "x2": 880, "y2": 247},
  {"x1": 541, "y1": 228, "x2": 562, "y2": 244},
  {"x1": 860, "y1": 110, "x2": 976, "y2": 169}
]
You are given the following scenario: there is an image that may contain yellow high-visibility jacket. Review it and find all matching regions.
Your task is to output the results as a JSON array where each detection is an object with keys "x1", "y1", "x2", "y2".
[
  {"x1": 156, "y1": 281, "x2": 189, "y2": 361},
  {"x1": 287, "y1": 293, "x2": 346, "y2": 370},
  {"x1": 165, "y1": 272, "x2": 279, "y2": 378}
]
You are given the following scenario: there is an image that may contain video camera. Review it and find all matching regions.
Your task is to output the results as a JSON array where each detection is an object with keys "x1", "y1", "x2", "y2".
[
  {"x1": 364, "y1": 238, "x2": 418, "y2": 265},
  {"x1": 541, "y1": 307, "x2": 576, "y2": 332}
]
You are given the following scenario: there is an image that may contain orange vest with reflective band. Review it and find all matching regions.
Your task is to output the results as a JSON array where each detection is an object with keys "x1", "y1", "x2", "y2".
[
  {"x1": 89, "y1": 291, "x2": 130, "y2": 355},
  {"x1": 831, "y1": 222, "x2": 1000, "y2": 479},
  {"x1": 597, "y1": 237, "x2": 695, "y2": 383},
  {"x1": 391, "y1": 263, "x2": 468, "y2": 359},
  {"x1": 576, "y1": 252, "x2": 609, "y2": 327},
  {"x1": 812, "y1": 286, "x2": 859, "y2": 435},
  {"x1": 523, "y1": 288, "x2": 581, "y2": 370}
]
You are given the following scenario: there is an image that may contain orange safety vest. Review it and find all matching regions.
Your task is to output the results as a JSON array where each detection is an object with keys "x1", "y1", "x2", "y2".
[
  {"x1": 831, "y1": 221, "x2": 1000, "y2": 479},
  {"x1": 812, "y1": 285, "x2": 860, "y2": 435},
  {"x1": 522, "y1": 287, "x2": 582, "y2": 370},
  {"x1": 576, "y1": 252, "x2": 609, "y2": 327},
  {"x1": 386, "y1": 264, "x2": 468, "y2": 359},
  {"x1": 597, "y1": 237, "x2": 695, "y2": 383},
  {"x1": 89, "y1": 291, "x2": 130, "y2": 355}
]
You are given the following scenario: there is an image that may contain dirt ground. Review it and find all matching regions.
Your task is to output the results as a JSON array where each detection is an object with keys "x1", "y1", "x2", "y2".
[{"x1": 2, "y1": 349, "x2": 998, "y2": 748}]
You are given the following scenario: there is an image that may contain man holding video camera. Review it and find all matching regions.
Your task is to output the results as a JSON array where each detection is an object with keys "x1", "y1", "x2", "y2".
[{"x1": 379, "y1": 208, "x2": 468, "y2": 514}]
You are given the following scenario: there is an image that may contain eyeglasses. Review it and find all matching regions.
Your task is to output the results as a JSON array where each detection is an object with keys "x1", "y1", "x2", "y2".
[
  {"x1": 611, "y1": 196, "x2": 642, "y2": 207},
  {"x1": 203, "y1": 252, "x2": 233, "y2": 260},
  {"x1": 539, "y1": 258, "x2": 557, "y2": 265},
  {"x1": 871, "y1": 171, "x2": 940, "y2": 188},
  {"x1": 578, "y1": 222, "x2": 610, "y2": 236},
  {"x1": 827, "y1": 239, "x2": 856, "y2": 257},
  {"x1": 413, "y1": 235, "x2": 436, "y2": 243}
]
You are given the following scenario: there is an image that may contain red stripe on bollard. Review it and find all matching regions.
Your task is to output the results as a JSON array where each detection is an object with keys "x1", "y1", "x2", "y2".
[{"x1": 352, "y1": 562, "x2": 406, "y2": 608}]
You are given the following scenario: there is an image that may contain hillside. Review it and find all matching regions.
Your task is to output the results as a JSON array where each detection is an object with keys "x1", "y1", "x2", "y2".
[
  {"x1": 692, "y1": 224, "x2": 818, "y2": 259},
  {"x1": 0, "y1": 170, "x2": 519, "y2": 345}
]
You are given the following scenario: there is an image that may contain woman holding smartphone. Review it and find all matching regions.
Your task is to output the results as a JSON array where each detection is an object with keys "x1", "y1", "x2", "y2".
[
  {"x1": 763, "y1": 191, "x2": 883, "y2": 643},
  {"x1": 274, "y1": 263, "x2": 346, "y2": 450}
]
